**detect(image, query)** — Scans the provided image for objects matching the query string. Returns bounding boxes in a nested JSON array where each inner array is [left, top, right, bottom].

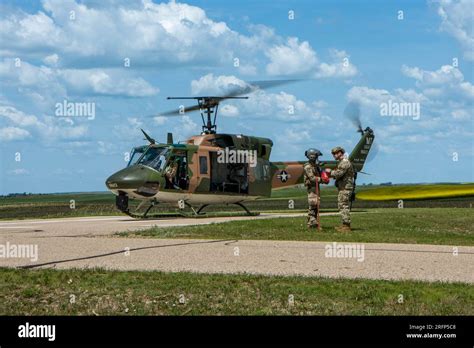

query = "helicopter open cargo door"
[[209, 151, 249, 194]]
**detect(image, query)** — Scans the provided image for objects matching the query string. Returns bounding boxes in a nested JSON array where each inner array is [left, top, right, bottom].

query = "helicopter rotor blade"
[[223, 78, 302, 98], [150, 79, 303, 117], [156, 104, 203, 117], [344, 101, 363, 134]]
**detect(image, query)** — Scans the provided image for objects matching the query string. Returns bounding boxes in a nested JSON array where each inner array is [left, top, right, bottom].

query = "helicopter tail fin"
[[349, 127, 375, 172]]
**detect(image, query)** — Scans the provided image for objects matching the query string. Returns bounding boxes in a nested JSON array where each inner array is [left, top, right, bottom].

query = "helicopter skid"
[[114, 189, 260, 219], [114, 189, 260, 205]]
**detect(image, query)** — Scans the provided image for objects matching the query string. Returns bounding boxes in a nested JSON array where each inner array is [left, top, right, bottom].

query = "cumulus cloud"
[[346, 63, 473, 146], [0, 103, 88, 142], [0, 127, 31, 141], [1, 0, 358, 78], [0, 58, 158, 101], [315, 49, 358, 78], [191, 74, 247, 95], [265, 38, 318, 76], [220, 104, 239, 117], [265, 39, 357, 78], [59, 69, 158, 97], [433, 0, 474, 61], [0, 0, 258, 68]]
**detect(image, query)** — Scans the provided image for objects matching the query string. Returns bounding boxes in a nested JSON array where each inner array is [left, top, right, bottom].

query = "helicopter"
[[105, 84, 375, 218]]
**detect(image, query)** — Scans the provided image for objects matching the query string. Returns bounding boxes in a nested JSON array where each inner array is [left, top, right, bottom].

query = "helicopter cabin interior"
[[165, 150, 189, 190]]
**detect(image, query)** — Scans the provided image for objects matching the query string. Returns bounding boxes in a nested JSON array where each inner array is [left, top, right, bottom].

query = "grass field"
[[1, 185, 473, 220], [357, 183, 474, 201], [1, 268, 472, 315], [119, 208, 474, 246]]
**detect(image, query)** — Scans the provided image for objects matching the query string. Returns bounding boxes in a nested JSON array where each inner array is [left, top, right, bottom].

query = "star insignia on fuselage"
[[277, 170, 290, 182]]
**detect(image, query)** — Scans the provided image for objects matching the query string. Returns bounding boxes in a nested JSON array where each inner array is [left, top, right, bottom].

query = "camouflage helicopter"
[[105, 84, 375, 218]]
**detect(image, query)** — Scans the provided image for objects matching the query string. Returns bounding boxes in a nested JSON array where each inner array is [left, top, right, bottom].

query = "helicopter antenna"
[[166, 96, 248, 134]]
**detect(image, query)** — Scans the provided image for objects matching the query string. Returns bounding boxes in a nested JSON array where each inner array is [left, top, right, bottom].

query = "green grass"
[[1, 185, 473, 220], [119, 208, 474, 246], [1, 268, 472, 315], [357, 183, 474, 201]]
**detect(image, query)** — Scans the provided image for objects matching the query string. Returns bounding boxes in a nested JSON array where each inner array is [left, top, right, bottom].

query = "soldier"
[[325, 146, 355, 232], [303, 148, 328, 229], [164, 157, 179, 189]]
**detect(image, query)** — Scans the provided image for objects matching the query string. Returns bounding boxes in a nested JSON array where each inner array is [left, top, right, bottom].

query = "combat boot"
[[335, 223, 351, 232]]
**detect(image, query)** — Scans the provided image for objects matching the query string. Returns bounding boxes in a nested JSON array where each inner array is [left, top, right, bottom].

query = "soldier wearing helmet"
[[303, 148, 328, 229], [325, 146, 355, 232]]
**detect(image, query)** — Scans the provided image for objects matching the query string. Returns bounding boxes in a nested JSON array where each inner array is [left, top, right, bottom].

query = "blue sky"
[[0, 0, 473, 194]]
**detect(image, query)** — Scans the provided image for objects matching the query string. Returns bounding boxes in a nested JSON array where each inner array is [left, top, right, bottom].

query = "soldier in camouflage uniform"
[[303, 148, 324, 228], [325, 146, 355, 232], [164, 157, 179, 189]]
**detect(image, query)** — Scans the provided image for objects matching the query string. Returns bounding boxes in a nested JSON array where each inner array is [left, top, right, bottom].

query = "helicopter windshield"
[[137, 147, 169, 171], [127, 146, 147, 167]]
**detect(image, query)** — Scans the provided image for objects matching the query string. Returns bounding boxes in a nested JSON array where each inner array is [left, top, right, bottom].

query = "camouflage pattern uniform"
[[329, 156, 354, 226], [303, 161, 321, 228], [164, 161, 179, 188]]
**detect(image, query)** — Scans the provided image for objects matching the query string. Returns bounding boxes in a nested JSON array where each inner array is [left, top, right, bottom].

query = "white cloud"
[[0, 0, 260, 68], [220, 104, 239, 117], [172, 115, 199, 141], [265, 37, 318, 75], [191, 74, 247, 95], [153, 116, 167, 125], [0, 103, 88, 141], [346, 63, 473, 151], [401, 64, 474, 103], [43, 53, 59, 67], [347, 86, 392, 107], [0, 58, 158, 104], [434, 0, 474, 61], [0, 105, 40, 127], [315, 49, 358, 78], [0, 126, 30, 141], [402, 64, 464, 86], [113, 117, 144, 138], [59, 69, 158, 97], [265, 40, 357, 78]]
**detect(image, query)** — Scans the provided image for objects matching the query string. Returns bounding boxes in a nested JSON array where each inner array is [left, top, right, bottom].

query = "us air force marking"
[[277, 170, 290, 182]]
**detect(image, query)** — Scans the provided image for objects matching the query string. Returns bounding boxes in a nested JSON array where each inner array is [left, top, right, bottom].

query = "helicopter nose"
[[106, 165, 161, 197]]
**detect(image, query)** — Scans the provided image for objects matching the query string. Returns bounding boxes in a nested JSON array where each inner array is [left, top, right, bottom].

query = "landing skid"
[[193, 202, 259, 216], [119, 200, 258, 219]]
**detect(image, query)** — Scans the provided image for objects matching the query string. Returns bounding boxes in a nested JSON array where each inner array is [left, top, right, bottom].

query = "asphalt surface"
[[1, 214, 473, 283]]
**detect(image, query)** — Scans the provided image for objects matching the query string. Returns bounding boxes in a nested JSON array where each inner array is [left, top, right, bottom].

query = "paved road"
[[1, 214, 473, 283]]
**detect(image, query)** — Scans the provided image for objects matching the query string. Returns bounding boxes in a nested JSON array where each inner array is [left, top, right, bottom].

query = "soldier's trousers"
[[337, 189, 351, 225], [307, 192, 319, 227]]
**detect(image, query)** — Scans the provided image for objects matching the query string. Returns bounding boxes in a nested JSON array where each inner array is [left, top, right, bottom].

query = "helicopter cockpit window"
[[137, 147, 169, 171], [127, 147, 146, 167]]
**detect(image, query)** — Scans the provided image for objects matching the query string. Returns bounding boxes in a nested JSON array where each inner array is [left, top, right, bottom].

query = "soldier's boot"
[[335, 223, 351, 232]]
